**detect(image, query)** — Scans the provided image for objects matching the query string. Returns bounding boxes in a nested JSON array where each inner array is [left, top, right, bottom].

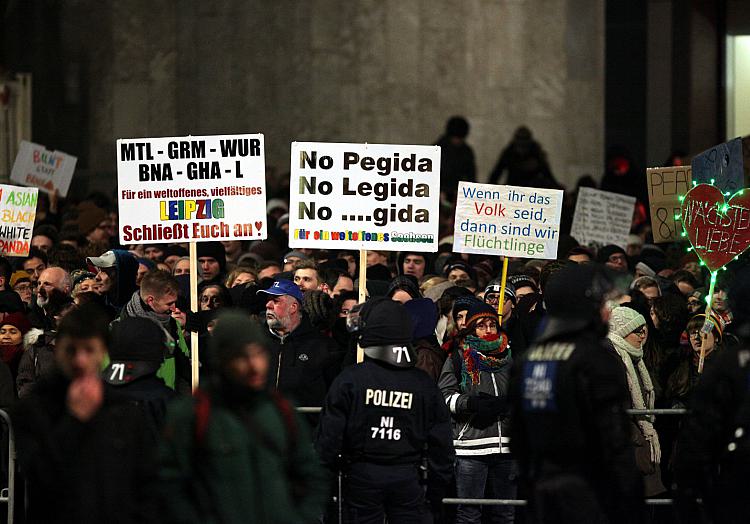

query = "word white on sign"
[[289, 142, 440, 251], [453, 182, 563, 259], [11, 141, 77, 197], [116, 134, 266, 244], [0, 184, 38, 257], [570, 187, 636, 249]]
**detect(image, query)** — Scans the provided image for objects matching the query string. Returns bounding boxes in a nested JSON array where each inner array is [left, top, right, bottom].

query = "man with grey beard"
[[28, 267, 73, 330], [257, 279, 341, 407]]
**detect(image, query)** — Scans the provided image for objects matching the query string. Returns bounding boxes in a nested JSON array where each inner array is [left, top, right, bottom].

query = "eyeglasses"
[[630, 325, 647, 337], [608, 254, 627, 263]]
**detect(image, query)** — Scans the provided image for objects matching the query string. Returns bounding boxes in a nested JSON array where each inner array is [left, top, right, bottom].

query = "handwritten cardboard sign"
[[453, 182, 563, 259], [116, 134, 267, 244], [681, 184, 750, 271], [0, 184, 38, 257], [10, 141, 77, 197], [691, 138, 744, 195], [646, 166, 692, 243], [570, 187, 635, 249]]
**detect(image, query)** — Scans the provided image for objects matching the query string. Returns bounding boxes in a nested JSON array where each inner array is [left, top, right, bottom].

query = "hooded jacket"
[[107, 250, 139, 312]]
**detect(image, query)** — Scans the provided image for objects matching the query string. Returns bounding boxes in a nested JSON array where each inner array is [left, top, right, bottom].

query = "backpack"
[[193, 388, 298, 451]]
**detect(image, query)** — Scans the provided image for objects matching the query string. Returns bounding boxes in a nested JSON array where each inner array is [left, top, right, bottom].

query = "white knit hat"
[[609, 306, 646, 338]]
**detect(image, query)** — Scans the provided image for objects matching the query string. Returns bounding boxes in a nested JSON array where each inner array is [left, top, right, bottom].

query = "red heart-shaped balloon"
[[681, 184, 750, 271]]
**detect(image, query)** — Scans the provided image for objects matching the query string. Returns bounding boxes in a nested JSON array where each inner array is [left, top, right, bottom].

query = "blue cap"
[[257, 279, 303, 303]]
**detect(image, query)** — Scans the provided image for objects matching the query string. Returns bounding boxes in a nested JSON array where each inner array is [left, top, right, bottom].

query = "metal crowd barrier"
[[297, 407, 689, 416], [0, 410, 14, 524], [299, 407, 689, 511]]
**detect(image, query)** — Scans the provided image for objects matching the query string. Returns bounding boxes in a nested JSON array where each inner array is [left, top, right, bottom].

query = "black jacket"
[[10, 371, 158, 524], [105, 374, 177, 442], [268, 317, 341, 407], [510, 329, 644, 524], [315, 359, 454, 488], [672, 341, 750, 523]]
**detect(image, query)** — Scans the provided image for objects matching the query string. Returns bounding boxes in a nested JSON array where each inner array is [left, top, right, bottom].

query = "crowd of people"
[[0, 126, 742, 523]]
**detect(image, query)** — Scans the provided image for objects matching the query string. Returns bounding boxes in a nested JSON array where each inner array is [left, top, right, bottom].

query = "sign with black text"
[[289, 142, 440, 251], [116, 134, 267, 244], [570, 187, 635, 249]]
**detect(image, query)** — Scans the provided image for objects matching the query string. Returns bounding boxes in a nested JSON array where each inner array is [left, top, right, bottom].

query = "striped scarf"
[[460, 333, 510, 390]]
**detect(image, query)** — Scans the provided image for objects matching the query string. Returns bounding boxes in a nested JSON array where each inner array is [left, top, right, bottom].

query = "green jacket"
[[159, 387, 327, 523]]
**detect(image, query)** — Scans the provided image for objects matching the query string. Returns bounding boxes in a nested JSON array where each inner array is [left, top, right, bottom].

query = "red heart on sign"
[[254, 221, 263, 234], [681, 184, 750, 271]]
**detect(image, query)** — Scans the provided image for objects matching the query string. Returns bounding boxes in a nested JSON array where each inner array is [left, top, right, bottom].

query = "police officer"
[[510, 263, 644, 523], [315, 297, 454, 523], [673, 267, 750, 523]]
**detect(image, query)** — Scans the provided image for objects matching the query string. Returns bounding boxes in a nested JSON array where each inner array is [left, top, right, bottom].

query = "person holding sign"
[[438, 301, 515, 524]]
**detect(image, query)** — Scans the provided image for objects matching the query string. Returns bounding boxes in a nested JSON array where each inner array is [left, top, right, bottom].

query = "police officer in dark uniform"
[[510, 263, 644, 524], [673, 267, 750, 524], [315, 297, 455, 523]]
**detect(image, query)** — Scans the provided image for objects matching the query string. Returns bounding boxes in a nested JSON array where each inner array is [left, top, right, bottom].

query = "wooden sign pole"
[[189, 242, 200, 391], [698, 271, 717, 374], [497, 256, 509, 324], [357, 249, 367, 363]]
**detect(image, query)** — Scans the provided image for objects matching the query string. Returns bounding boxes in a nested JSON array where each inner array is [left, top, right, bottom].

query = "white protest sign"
[[116, 134, 266, 244], [10, 140, 77, 197], [570, 187, 635, 249], [453, 182, 563, 259], [0, 184, 38, 257], [289, 142, 440, 251]]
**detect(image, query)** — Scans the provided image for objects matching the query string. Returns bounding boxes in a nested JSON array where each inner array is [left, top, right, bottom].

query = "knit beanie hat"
[[508, 274, 538, 293], [689, 313, 723, 342], [359, 297, 413, 348], [609, 306, 646, 338], [387, 275, 421, 300], [196, 241, 227, 273], [465, 301, 499, 330], [163, 245, 188, 259], [0, 312, 32, 336], [76, 202, 107, 236], [452, 296, 481, 323], [9, 270, 31, 289], [403, 298, 439, 340], [596, 244, 627, 265], [367, 264, 392, 282], [209, 310, 269, 370]]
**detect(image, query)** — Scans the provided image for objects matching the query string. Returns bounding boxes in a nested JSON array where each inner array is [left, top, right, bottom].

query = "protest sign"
[[453, 182, 563, 259], [288, 142, 441, 251], [0, 184, 38, 257], [116, 134, 266, 244], [10, 140, 77, 197], [681, 184, 750, 272], [691, 137, 744, 194], [570, 187, 635, 249], [646, 166, 692, 243]]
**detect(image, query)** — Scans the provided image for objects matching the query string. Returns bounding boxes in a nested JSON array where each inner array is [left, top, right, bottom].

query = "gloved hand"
[[467, 392, 507, 416]]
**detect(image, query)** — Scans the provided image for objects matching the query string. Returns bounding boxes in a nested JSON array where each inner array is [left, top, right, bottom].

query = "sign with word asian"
[[453, 182, 563, 259], [289, 142, 440, 251], [570, 187, 636, 249], [10, 141, 77, 197], [116, 134, 266, 244], [646, 165, 692, 243], [0, 184, 38, 257]]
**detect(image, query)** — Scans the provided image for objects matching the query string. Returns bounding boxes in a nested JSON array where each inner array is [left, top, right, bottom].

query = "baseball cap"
[[256, 279, 303, 303], [86, 250, 117, 269]]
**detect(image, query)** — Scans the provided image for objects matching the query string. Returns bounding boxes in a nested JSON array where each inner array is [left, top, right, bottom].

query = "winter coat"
[[11, 371, 158, 524], [159, 384, 327, 524], [16, 328, 56, 398], [268, 317, 341, 407], [105, 374, 176, 442], [438, 347, 513, 456], [510, 330, 645, 524]]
